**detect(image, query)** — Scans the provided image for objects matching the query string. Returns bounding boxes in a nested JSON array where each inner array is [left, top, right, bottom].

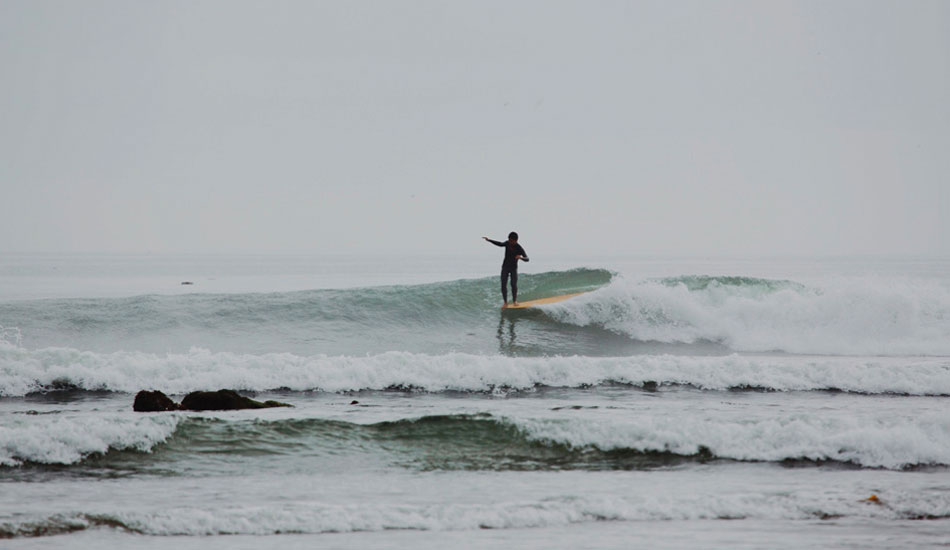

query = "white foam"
[[2, 340, 949, 397], [0, 412, 181, 466], [542, 275, 950, 355], [507, 410, 950, 469], [7, 489, 950, 537]]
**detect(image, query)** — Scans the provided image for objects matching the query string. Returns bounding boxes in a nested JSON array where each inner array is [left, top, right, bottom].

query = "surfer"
[[483, 232, 529, 307]]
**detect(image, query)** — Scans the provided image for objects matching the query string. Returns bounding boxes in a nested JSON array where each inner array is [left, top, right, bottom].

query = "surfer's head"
[[508, 231, 518, 242]]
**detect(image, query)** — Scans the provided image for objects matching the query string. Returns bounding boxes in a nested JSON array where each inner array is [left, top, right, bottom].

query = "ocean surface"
[[1, 253, 949, 549]]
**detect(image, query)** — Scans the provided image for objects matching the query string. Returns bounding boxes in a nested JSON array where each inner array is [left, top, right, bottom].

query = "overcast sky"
[[1, 0, 947, 256]]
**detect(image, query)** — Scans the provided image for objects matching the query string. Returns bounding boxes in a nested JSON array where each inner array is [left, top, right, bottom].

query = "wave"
[[511, 412, 950, 470], [3, 341, 950, 397], [0, 268, 609, 328], [6, 411, 949, 471], [390, 413, 950, 470], [4, 488, 950, 538], [0, 412, 180, 467], [4, 269, 949, 357], [0, 269, 612, 355], [541, 274, 950, 355]]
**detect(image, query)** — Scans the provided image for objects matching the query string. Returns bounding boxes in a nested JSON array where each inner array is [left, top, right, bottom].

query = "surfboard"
[[503, 292, 588, 309]]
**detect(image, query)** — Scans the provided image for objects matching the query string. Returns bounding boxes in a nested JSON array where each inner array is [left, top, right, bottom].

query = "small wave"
[[541, 274, 950, 355], [510, 413, 950, 470], [4, 489, 950, 538], [2, 341, 949, 397], [370, 413, 950, 471], [0, 412, 181, 467], [11, 411, 946, 472]]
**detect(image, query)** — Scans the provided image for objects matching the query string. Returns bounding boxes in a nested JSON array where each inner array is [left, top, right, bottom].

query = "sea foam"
[[507, 410, 950, 469], [3, 489, 949, 538], [2, 340, 949, 397], [542, 275, 950, 355], [0, 412, 181, 466]]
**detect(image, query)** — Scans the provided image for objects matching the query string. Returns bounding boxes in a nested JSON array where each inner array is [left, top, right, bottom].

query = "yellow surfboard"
[[503, 292, 588, 309]]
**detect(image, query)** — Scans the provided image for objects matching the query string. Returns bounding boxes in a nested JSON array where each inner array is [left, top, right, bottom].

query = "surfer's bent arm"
[[517, 245, 529, 262], [483, 237, 505, 247]]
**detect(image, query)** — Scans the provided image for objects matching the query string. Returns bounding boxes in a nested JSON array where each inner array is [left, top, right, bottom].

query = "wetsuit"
[[486, 239, 529, 303]]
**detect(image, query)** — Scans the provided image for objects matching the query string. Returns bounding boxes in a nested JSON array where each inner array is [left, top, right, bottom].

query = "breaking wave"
[[4, 488, 950, 539], [5, 412, 949, 471], [541, 274, 950, 355], [3, 341, 950, 397], [3, 270, 949, 356]]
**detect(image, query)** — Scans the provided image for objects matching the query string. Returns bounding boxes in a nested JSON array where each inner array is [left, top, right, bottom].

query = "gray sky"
[[1, 0, 947, 256]]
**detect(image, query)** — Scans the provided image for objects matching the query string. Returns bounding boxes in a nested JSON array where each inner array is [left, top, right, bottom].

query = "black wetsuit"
[[486, 239, 529, 303]]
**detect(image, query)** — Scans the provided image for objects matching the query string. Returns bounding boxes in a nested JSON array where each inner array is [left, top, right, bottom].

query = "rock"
[[133, 389, 292, 412], [180, 389, 291, 411], [133, 390, 180, 412]]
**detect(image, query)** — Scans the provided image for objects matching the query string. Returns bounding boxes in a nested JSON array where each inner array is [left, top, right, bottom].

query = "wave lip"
[[3, 341, 950, 397]]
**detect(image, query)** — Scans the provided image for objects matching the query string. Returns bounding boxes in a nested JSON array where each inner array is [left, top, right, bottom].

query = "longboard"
[[503, 291, 588, 309]]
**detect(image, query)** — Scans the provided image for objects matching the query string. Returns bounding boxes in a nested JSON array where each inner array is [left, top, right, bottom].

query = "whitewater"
[[1, 254, 949, 549]]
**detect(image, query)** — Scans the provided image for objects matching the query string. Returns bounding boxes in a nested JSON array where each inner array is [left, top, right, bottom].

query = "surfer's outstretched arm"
[[483, 237, 505, 247]]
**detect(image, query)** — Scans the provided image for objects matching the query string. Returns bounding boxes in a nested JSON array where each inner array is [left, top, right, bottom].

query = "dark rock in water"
[[133, 389, 291, 412], [180, 389, 291, 411], [180, 281, 194, 285], [133, 390, 181, 412], [350, 400, 359, 405]]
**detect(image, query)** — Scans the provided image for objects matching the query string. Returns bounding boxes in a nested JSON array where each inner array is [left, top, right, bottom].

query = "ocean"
[[1, 253, 949, 549]]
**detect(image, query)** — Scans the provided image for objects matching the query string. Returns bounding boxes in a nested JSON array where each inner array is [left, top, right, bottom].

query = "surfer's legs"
[[510, 269, 518, 303], [500, 268, 509, 304], [501, 266, 519, 304]]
